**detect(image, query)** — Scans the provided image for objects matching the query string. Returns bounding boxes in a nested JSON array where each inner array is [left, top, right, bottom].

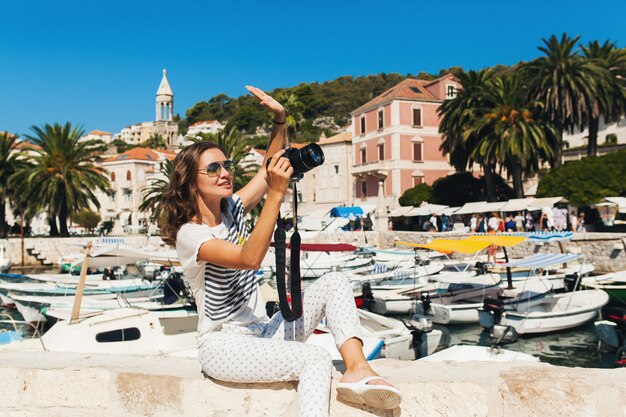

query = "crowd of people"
[[409, 206, 586, 233]]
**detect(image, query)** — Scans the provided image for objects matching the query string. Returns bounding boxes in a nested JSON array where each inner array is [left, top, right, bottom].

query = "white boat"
[[369, 272, 502, 317], [582, 270, 626, 304], [419, 345, 539, 363], [480, 290, 609, 335], [0, 307, 198, 355], [421, 278, 552, 325], [0, 278, 161, 307]]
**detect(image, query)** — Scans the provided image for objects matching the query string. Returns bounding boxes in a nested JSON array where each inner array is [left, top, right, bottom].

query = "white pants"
[[199, 272, 364, 417]]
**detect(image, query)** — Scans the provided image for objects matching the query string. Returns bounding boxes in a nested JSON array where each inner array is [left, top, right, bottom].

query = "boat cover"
[[330, 206, 364, 218], [501, 253, 582, 268], [395, 239, 491, 254], [465, 235, 527, 247]]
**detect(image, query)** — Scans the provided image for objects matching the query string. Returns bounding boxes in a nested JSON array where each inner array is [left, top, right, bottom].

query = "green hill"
[[181, 70, 457, 144]]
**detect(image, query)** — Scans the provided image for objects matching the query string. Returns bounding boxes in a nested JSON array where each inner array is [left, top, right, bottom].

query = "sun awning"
[[481, 201, 507, 213], [526, 197, 563, 211], [442, 206, 461, 215], [330, 206, 364, 218], [499, 198, 533, 212], [465, 235, 527, 247], [454, 201, 488, 215], [605, 197, 626, 208], [501, 253, 582, 268], [395, 239, 491, 254], [406, 203, 450, 217], [389, 206, 414, 217]]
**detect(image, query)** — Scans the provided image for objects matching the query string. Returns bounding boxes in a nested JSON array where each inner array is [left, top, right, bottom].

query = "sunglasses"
[[198, 160, 235, 177]]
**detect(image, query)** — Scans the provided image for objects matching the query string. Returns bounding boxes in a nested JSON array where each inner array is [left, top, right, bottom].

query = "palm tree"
[[521, 33, 604, 167], [139, 159, 173, 223], [19, 122, 109, 236], [438, 68, 502, 200], [465, 75, 557, 198], [439, 68, 494, 172], [581, 40, 626, 157], [275, 92, 304, 142], [0, 132, 29, 237]]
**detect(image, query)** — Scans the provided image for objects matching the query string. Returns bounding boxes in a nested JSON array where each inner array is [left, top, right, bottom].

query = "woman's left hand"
[[246, 85, 286, 122]]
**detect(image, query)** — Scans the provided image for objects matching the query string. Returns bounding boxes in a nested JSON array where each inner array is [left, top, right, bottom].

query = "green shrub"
[[399, 183, 432, 206], [537, 150, 626, 206]]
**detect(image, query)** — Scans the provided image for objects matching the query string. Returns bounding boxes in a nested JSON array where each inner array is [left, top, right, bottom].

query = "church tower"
[[156, 69, 174, 121], [153, 69, 178, 148]]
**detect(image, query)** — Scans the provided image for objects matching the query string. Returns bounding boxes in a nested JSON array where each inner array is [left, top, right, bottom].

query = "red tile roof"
[[351, 74, 458, 115], [104, 147, 161, 163], [15, 140, 41, 151], [190, 120, 217, 126], [319, 131, 351, 144], [89, 130, 111, 136]]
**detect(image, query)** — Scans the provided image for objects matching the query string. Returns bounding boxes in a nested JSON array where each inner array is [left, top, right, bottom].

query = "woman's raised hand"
[[265, 149, 293, 197], [246, 85, 286, 122]]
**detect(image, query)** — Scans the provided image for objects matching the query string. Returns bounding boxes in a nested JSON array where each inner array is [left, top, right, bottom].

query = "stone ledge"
[[0, 351, 624, 417]]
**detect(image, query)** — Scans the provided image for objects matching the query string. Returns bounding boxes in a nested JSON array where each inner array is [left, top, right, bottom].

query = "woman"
[[160, 86, 401, 416]]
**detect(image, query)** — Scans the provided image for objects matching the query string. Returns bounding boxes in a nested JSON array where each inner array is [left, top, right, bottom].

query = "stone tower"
[[155, 69, 174, 121], [154, 69, 178, 147]]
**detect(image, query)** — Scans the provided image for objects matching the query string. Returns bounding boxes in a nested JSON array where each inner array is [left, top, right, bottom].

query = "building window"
[[378, 143, 384, 161], [360, 116, 366, 135], [446, 84, 457, 99], [378, 109, 384, 130], [413, 177, 424, 187], [360, 148, 366, 164], [111, 172, 116, 182], [412, 108, 422, 127], [334, 165, 339, 174], [361, 181, 367, 197], [126, 170, 132, 181], [413, 142, 423, 161]]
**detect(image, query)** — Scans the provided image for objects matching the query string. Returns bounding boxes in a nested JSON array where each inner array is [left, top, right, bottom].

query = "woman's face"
[[196, 148, 234, 200]]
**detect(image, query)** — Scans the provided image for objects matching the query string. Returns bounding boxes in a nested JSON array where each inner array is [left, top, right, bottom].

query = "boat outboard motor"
[[361, 282, 375, 311], [404, 314, 433, 360], [564, 273, 581, 292], [601, 306, 626, 347], [475, 261, 489, 275], [419, 292, 432, 317], [480, 297, 505, 328]]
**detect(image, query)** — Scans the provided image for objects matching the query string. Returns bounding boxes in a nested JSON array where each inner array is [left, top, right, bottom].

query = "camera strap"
[[273, 182, 303, 322]]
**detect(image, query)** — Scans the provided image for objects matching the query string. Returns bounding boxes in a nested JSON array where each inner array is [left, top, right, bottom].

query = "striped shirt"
[[177, 194, 268, 340]]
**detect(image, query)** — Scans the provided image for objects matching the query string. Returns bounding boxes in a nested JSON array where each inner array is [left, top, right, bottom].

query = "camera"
[[267, 143, 325, 180]]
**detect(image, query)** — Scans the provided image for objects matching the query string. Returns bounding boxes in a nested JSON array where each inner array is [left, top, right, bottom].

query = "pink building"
[[350, 74, 461, 210]]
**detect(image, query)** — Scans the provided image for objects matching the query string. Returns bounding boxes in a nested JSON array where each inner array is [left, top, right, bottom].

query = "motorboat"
[[0, 307, 199, 356], [419, 344, 539, 363], [582, 270, 626, 304], [479, 289, 609, 335]]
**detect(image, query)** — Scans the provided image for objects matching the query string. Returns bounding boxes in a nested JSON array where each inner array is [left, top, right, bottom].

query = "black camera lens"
[[289, 143, 325, 174], [266, 143, 325, 180]]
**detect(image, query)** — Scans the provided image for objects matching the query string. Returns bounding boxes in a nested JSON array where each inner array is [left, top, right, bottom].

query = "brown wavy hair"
[[161, 141, 227, 247]]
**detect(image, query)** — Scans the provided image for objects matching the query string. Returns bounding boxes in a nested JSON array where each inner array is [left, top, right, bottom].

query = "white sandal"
[[336, 376, 402, 410]]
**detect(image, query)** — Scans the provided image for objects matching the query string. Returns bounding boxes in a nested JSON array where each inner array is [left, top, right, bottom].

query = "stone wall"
[[0, 351, 624, 417]]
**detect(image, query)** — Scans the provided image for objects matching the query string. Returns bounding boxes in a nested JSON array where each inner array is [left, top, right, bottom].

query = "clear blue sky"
[[2, 0, 625, 137]]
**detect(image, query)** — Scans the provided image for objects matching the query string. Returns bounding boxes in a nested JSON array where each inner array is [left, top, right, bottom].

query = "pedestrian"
[[514, 212, 524, 232], [570, 210, 578, 232], [469, 214, 478, 232], [577, 212, 586, 232], [160, 86, 400, 416]]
